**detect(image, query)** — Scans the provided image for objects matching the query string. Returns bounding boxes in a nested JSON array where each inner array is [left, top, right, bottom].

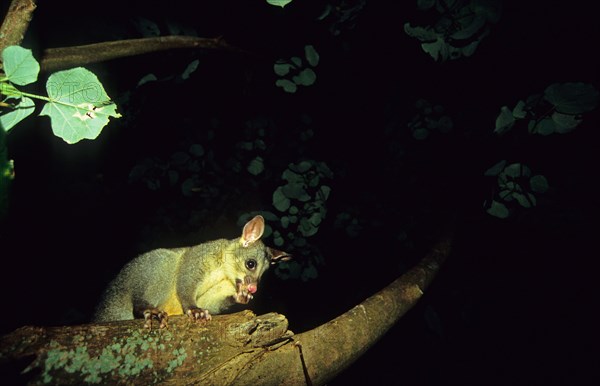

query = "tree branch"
[[40, 36, 247, 73], [0, 0, 37, 56], [0, 230, 453, 385]]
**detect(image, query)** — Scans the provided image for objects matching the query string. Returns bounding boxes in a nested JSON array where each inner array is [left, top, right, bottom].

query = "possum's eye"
[[245, 259, 257, 270]]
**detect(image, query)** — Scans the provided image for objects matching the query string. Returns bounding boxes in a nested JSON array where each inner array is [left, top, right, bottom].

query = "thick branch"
[[229, 229, 453, 385], [0, 311, 293, 385], [0, 230, 452, 385], [0, 0, 37, 55], [40, 36, 245, 73]]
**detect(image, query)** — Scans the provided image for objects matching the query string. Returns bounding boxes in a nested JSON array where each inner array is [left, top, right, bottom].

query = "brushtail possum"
[[94, 215, 289, 328]]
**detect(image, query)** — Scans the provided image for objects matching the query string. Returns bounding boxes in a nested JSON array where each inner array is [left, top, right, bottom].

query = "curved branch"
[[0, 0, 37, 55], [231, 228, 453, 385], [40, 36, 247, 73], [0, 230, 452, 385]]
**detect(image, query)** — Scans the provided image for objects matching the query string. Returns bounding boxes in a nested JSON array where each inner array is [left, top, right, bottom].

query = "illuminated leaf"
[[1, 46, 40, 86], [266, 0, 293, 8], [40, 68, 121, 144], [0, 97, 35, 132]]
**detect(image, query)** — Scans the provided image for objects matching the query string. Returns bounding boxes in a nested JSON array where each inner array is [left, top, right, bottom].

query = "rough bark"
[[0, 0, 36, 56], [0, 230, 452, 385]]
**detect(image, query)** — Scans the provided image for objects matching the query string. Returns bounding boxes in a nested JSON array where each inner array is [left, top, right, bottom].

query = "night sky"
[[1, 1, 599, 384]]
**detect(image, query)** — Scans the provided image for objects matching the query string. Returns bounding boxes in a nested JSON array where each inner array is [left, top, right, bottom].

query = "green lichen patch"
[[166, 347, 188, 373]]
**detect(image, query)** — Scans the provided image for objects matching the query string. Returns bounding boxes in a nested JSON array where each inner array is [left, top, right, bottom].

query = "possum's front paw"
[[187, 307, 212, 322], [234, 278, 255, 304], [143, 308, 169, 330]]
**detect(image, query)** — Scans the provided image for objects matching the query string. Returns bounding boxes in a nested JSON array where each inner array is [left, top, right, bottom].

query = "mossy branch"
[[0, 229, 452, 385]]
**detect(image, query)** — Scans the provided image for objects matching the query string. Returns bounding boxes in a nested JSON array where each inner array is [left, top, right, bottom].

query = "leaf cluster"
[[484, 161, 549, 219], [495, 82, 599, 136], [405, 0, 502, 61], [0, 46, 121, 144], [274, 45, 319, 93]]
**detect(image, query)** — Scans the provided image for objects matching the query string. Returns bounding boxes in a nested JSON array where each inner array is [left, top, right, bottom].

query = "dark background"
[[1, 1, 599, 384]]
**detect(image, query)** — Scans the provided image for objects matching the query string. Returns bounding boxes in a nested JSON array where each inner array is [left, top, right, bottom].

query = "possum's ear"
[[240, 215, 265, 247]]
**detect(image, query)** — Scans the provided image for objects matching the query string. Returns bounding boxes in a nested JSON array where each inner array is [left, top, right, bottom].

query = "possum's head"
[[226, 215, 290, 304]]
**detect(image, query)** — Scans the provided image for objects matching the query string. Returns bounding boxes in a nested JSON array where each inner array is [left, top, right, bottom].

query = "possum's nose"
[[247, 283, 257, 294]]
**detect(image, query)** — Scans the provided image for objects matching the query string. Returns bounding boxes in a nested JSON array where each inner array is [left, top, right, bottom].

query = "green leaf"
[[544, 82, 599, 114], [290, 56, 302, 67], [309, 212, 322, 226], [299, 217, 318, 237], [494, 106, 515, 135], [266, 0, 293, 8], [238, 141, 253, 151], [513, 192, 532, 208], [181, 59, 199, 80], [301, 262, 318, 281], [40, 68, 121, 144], [1, 46, 40, 86], [273, 187, 291, 211], [498, 189, 512, 201], [282, 168, 303, 183], [281, 216, 290, 228], [304, 45, 319, 67], [527, 193, 537, 207], [421, 38, 444, 61], [319, 185, 331, 200], [437, 116, 453, 133], [289, 205, 298, 215], [247, 156, 264, 175], [292, 160, 312, 173], [486, 200, 509, 218], [137, 73, 157, 87], [274, 62, 292, 76], [0, 97, 35, 132], [551, 112, 581, 133], [535, 118, 556, 136], [451, 15, 486, 40], [412, 127, 429, 140], [274, 234, 284, 247], [292, 68, 317, 86], [317, 162, 333, 178], [404, 23, 438, 41], [276, 79, 297, 93], [189, 144, 204, 157], [282, 182, 310, 201], [181, 176, 198, 197], [134, 17, 160, 37], [317, 4, 332, 20], [512, 100, 527, 119], [484, 160, 506, 176], [308, 174, 320, 187], [530, 175, 549, 193], [504, 163, 524, 178]]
